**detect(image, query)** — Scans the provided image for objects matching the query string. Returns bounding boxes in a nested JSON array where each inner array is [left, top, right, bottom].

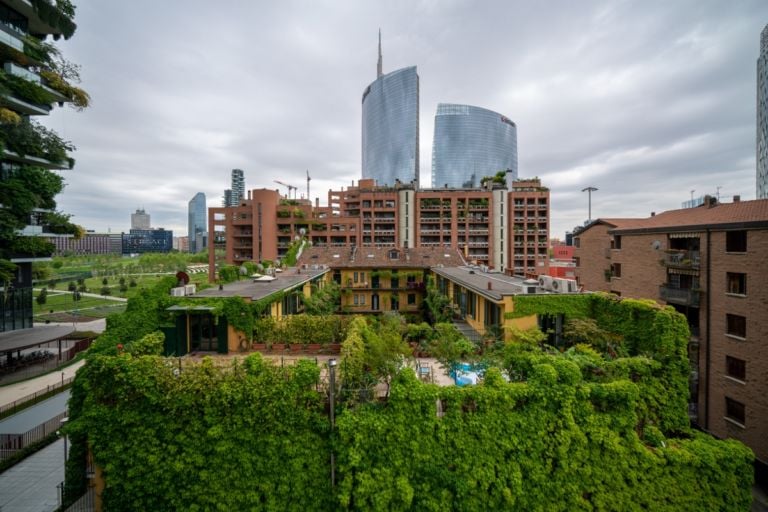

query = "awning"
[[669, 232, 701, 239]]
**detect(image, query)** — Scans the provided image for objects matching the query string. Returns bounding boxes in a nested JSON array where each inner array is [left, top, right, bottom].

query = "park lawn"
[[33, 291, 123, 316]]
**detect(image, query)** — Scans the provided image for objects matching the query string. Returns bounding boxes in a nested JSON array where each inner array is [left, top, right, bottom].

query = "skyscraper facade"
[[361, 34, 419, 187], [231, 169, 245, 206], [431, 104, 518, 188], [758, 24, 768, 199], [188, 192, 207, 253], [131, 208, 151, 229]]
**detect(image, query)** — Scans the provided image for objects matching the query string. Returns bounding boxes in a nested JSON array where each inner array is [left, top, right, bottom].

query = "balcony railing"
[[659, 285, 701, 307], [662, 250, 700, 269]]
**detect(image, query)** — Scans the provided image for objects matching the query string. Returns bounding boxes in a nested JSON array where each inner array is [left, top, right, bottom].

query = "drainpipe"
[[705, 229, 711, 429]]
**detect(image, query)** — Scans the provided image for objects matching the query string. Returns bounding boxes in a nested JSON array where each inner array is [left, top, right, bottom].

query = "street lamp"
[[581, 187, 598, 223], [328, 358, 337, 487]]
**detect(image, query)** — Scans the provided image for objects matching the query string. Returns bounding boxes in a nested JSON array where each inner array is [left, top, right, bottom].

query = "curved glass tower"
[[431, 104, 518, 188], [362, 65, 420, 187]]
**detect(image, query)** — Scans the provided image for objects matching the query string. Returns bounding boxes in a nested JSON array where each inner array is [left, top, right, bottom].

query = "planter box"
[[252, 343, 267, 352], [289, 344, 305, 354], [271, 343, 286, 353], [306, 343, 322, 354], [326, 343, 342, 354]]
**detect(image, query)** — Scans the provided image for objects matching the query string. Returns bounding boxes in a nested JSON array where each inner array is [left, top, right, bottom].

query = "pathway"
[[0, 438, 65, 512]]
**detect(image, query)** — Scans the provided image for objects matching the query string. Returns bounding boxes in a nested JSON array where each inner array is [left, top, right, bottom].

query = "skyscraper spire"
[[377, 29, 383, 78]]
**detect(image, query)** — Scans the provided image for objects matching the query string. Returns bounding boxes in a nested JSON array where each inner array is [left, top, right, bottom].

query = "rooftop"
[[298, 246, 465, 269], [190, 267, 328, 301], [576, 198, 768, 236], [432, 266, 565, 301]]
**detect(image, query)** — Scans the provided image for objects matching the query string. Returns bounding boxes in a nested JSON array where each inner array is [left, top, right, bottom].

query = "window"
[[611, 263, 622, 278], [574, 237, 581, 248], [613, 235, 622, 250], [725, 356, 746, 381], [353, 271, 358, 284], [353, 294, 359, 306], [726, 314, 746, 338], [725, 231, 747, 252], [407, 293, 416, 305], [726, 273, 746, 295], [725, 397, 745, 425], [574, 256, 580, 268]]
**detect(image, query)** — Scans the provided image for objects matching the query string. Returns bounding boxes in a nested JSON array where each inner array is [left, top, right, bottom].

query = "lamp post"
[[581, 186, 598, 222], [328, 358, 337, 487]]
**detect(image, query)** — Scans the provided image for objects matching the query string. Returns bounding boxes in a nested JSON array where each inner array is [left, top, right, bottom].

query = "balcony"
[[662, 250, 700, 269], [659, 285, 701, 307]]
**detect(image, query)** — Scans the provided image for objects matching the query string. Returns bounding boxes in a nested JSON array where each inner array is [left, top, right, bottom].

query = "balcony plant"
[[0, 118, 74, 164]]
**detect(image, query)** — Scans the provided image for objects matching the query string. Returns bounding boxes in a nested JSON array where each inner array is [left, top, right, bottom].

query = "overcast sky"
[[45, 1, 767, 239]]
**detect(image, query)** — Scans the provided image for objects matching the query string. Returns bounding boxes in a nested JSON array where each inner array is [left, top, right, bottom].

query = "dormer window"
[[389, 249, 400, 260]]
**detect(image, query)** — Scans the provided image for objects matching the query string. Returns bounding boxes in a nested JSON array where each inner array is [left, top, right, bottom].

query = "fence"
[[0, 411, 67, 460], [62, 482, 95, 511], [0, 376, 75, 418]]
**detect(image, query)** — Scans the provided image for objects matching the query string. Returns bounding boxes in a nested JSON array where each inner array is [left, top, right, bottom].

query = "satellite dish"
[[176, 271, 190, 285], [652, 240, 661, 250]]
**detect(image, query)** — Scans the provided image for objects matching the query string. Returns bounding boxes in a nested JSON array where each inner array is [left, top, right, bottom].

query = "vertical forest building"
[[0, 0, 86, 332]]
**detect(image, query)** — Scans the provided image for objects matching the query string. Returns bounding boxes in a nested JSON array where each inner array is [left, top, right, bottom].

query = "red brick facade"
[[573, 199, 768, 464]]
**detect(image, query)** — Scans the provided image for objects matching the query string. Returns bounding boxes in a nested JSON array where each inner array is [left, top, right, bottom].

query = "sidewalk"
[[0, 438, 65, 512]]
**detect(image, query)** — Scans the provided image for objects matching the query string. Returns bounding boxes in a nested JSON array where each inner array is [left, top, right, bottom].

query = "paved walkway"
[[0, 438, 65, 512]]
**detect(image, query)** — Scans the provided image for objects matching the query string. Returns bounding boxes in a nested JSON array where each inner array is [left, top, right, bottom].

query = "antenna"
[[377, 29, 383, 78], [306, 170, 311, 201], [581, 186, 598, 222], [715, 186, 721, 202]]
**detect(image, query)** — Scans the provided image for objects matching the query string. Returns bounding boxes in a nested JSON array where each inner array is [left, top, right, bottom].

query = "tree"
[[129, 278, 137, 288], [68, 281, 76, 292], [428, 323, 475, 376], [100, 286, 111, 296], [36, 287, 48, 305], [302, 281, 340, 315], [423, 276, 452, 324], [48, 279, 57, 290], [101, 277, 108, 286]]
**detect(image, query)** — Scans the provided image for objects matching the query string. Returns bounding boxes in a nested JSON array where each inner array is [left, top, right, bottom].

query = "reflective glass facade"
[[431, 104, 518, 188], [362, 66, 419, 187], [758, 24, 768, 199], [188, 192, 207, 253]]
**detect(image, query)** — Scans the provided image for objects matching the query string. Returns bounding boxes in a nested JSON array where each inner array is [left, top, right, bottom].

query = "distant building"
[[188, 192, 207, 253], [131, 208, 151, 230], [122, 229, 173, 254], [46, 232, 122, 255], [173, 236, 189, 252], [209, 178, 550, 280], [361, 32, 419, 187], [759, 24, 768, 199], [223, 170, 245, 207], [231, 169, 245, 205], [431, 104, 518, 188], [572, 197, 768, 467]]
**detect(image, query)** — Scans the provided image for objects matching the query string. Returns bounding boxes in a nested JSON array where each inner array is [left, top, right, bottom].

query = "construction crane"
[[306, 170, 311, 201], [274, 180, 297, 199]]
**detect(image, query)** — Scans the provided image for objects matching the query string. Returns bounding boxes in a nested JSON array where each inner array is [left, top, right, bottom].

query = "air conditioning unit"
[[184, 284, 196, 295], [170, 287, 185, 297], [538, 275, 554, 291], [552, 278, 578, 293]]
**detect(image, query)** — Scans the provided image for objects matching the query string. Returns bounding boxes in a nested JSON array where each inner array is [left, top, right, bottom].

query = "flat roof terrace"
[[190, 267, 329, 301]]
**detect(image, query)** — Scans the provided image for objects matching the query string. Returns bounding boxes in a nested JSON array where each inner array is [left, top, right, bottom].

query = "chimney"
[[650, 212, 655, 216], [487, 281, 492, 290], [733, 195, 741, 203], [315, 198, 319, 208]]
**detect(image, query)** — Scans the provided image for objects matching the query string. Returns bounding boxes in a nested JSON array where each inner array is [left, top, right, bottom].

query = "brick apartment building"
[[208, 177, 550, 279], [573, 197, 768, 466]]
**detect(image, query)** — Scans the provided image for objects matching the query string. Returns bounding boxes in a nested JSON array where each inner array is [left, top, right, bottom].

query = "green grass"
[[33, 291, 120, 315]]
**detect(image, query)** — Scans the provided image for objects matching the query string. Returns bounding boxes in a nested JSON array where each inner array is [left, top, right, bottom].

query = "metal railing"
[[0, 376, 75, 417], [0, 411, 67, 460]]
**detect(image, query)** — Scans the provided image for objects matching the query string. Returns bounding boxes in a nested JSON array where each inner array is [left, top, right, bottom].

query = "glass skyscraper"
[[188, 192, 207, 253], [758, 24, 768, 199], [431, 104, 518, 188], [362, 34, 419, 187]]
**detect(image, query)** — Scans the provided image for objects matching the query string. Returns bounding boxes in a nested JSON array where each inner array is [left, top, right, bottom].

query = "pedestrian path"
[[0, 438, 64, 512]]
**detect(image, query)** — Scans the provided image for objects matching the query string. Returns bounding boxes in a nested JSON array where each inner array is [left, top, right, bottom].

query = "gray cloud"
[[44, 0, 767, 239]]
